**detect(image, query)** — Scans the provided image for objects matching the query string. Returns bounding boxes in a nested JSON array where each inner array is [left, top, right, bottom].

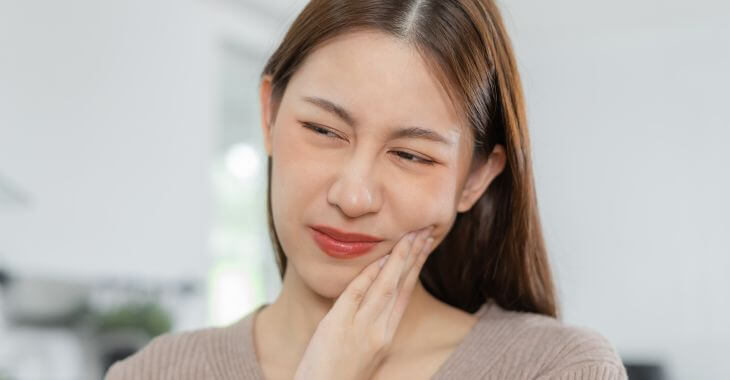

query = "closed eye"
[[300, 121, 436, 166], [301, 122, 344, 140], [390, 151, 436, 166]]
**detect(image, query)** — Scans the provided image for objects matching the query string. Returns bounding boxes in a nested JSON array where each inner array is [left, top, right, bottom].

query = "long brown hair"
[[260, 0, 559, 318]]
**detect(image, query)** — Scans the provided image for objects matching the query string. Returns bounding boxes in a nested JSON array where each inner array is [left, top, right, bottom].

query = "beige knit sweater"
[[105, 299, 627, 379]]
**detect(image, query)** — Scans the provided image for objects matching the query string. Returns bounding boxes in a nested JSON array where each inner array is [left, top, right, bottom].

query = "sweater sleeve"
[[534, 326, 628, 380], [104, 330, 213, 380], [540, 363, 627, 380]]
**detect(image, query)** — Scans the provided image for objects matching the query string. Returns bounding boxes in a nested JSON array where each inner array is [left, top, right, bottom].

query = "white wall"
[[0, 0, 285, 280], [504, 1, 730, 379], [0, 0, 210, 280]]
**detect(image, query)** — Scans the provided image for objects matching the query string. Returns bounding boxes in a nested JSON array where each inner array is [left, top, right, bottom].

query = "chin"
[[311, 281, 347, 300], [299, 261, 358, 300]]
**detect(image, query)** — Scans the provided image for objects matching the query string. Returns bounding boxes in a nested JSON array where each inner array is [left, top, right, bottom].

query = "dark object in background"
[[0, 268, 8, 287], [96, 327, 152, 373], [93, 302, 173, 373], [103, 348, 138, 371], [0, 273, 90, 326], [625, 362, 666, 380], [94, 302, 172, 338]]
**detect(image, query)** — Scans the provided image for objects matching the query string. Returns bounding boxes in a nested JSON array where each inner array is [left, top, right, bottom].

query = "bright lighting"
[[225, 143, 259, 180]]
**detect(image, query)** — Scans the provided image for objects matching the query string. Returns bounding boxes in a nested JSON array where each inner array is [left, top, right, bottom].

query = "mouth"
[[309, 225, 382, 259]]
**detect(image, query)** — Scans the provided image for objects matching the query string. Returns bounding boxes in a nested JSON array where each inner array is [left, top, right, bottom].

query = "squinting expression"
[[261, 30, 481, 298]]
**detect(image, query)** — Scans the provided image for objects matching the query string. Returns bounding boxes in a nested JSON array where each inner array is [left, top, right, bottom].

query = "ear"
[[456, 144, 507, 213], [259, 75, 274, 156]]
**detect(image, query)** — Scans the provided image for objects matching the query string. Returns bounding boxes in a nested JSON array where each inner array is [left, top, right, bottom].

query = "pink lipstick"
[[310, 225, 382, 259]]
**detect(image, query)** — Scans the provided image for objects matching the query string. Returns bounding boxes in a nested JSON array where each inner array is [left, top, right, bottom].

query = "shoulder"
[[104, 326, 222, 379], [472, 303, 628, 379], [520, 317, 627, 379]]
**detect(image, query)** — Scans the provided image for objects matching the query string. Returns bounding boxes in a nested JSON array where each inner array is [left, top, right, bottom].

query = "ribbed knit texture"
[[105, 299, 627, 379]]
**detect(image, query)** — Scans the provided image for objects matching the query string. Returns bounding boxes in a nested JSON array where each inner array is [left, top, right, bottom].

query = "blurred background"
[[0, 0, 727, 379]]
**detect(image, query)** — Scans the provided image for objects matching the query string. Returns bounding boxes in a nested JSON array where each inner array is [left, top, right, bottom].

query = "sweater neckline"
[[234, 299, 498, 379]]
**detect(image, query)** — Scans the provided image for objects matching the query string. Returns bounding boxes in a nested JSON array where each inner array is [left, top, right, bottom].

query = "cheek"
[[270, 128, 308, 254], [270, 122, 336, 257], [390, 174, 459, 235], [269, 130, 365, 298]]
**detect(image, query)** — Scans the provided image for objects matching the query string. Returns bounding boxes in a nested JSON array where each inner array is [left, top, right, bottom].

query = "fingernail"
[[378, 255, 390, 268]]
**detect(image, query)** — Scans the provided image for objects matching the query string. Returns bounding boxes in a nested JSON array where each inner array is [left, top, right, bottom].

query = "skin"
[[293, 227, 436, 380], [256, 30, 506, 379]]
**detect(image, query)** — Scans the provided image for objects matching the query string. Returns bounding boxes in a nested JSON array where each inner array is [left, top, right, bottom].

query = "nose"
[[326, 151, 383, 218]]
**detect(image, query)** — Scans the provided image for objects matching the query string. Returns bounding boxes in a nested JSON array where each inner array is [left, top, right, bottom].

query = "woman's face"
[[260, 30, 504, 298]]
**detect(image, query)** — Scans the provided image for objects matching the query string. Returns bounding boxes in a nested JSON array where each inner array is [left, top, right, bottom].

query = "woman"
[[107, 0, 627, 379]]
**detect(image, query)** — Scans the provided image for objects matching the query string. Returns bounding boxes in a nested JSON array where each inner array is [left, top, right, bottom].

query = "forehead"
[[284, 30, 468, 139]]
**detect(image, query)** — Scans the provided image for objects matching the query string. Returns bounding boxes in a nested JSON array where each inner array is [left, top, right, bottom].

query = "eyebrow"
[[301, 96, 454, 146]]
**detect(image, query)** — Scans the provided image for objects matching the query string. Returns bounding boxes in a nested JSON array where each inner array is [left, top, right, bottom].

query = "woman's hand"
[[293, 226, 436, 380]]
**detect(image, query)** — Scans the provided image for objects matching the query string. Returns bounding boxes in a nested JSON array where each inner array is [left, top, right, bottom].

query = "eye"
[[301, 121, 435, 166], [300, 122, 344, 140], [391, 151, 436, 166]]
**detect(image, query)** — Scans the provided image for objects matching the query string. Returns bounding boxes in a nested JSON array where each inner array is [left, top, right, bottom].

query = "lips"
[[310, 225, 383, 242], [310, 225, 382, 258]]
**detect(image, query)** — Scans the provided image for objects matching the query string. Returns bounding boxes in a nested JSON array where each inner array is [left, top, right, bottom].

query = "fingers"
[[400, 227, 433, 287], [332, 253, 391, 318], [383, 226, 432, 318], [358, 226, 433, 323], [386, 236, 433, 338]]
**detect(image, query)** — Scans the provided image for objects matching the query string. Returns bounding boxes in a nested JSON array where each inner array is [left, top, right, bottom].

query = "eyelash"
[[300, 122, 437, 166]]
